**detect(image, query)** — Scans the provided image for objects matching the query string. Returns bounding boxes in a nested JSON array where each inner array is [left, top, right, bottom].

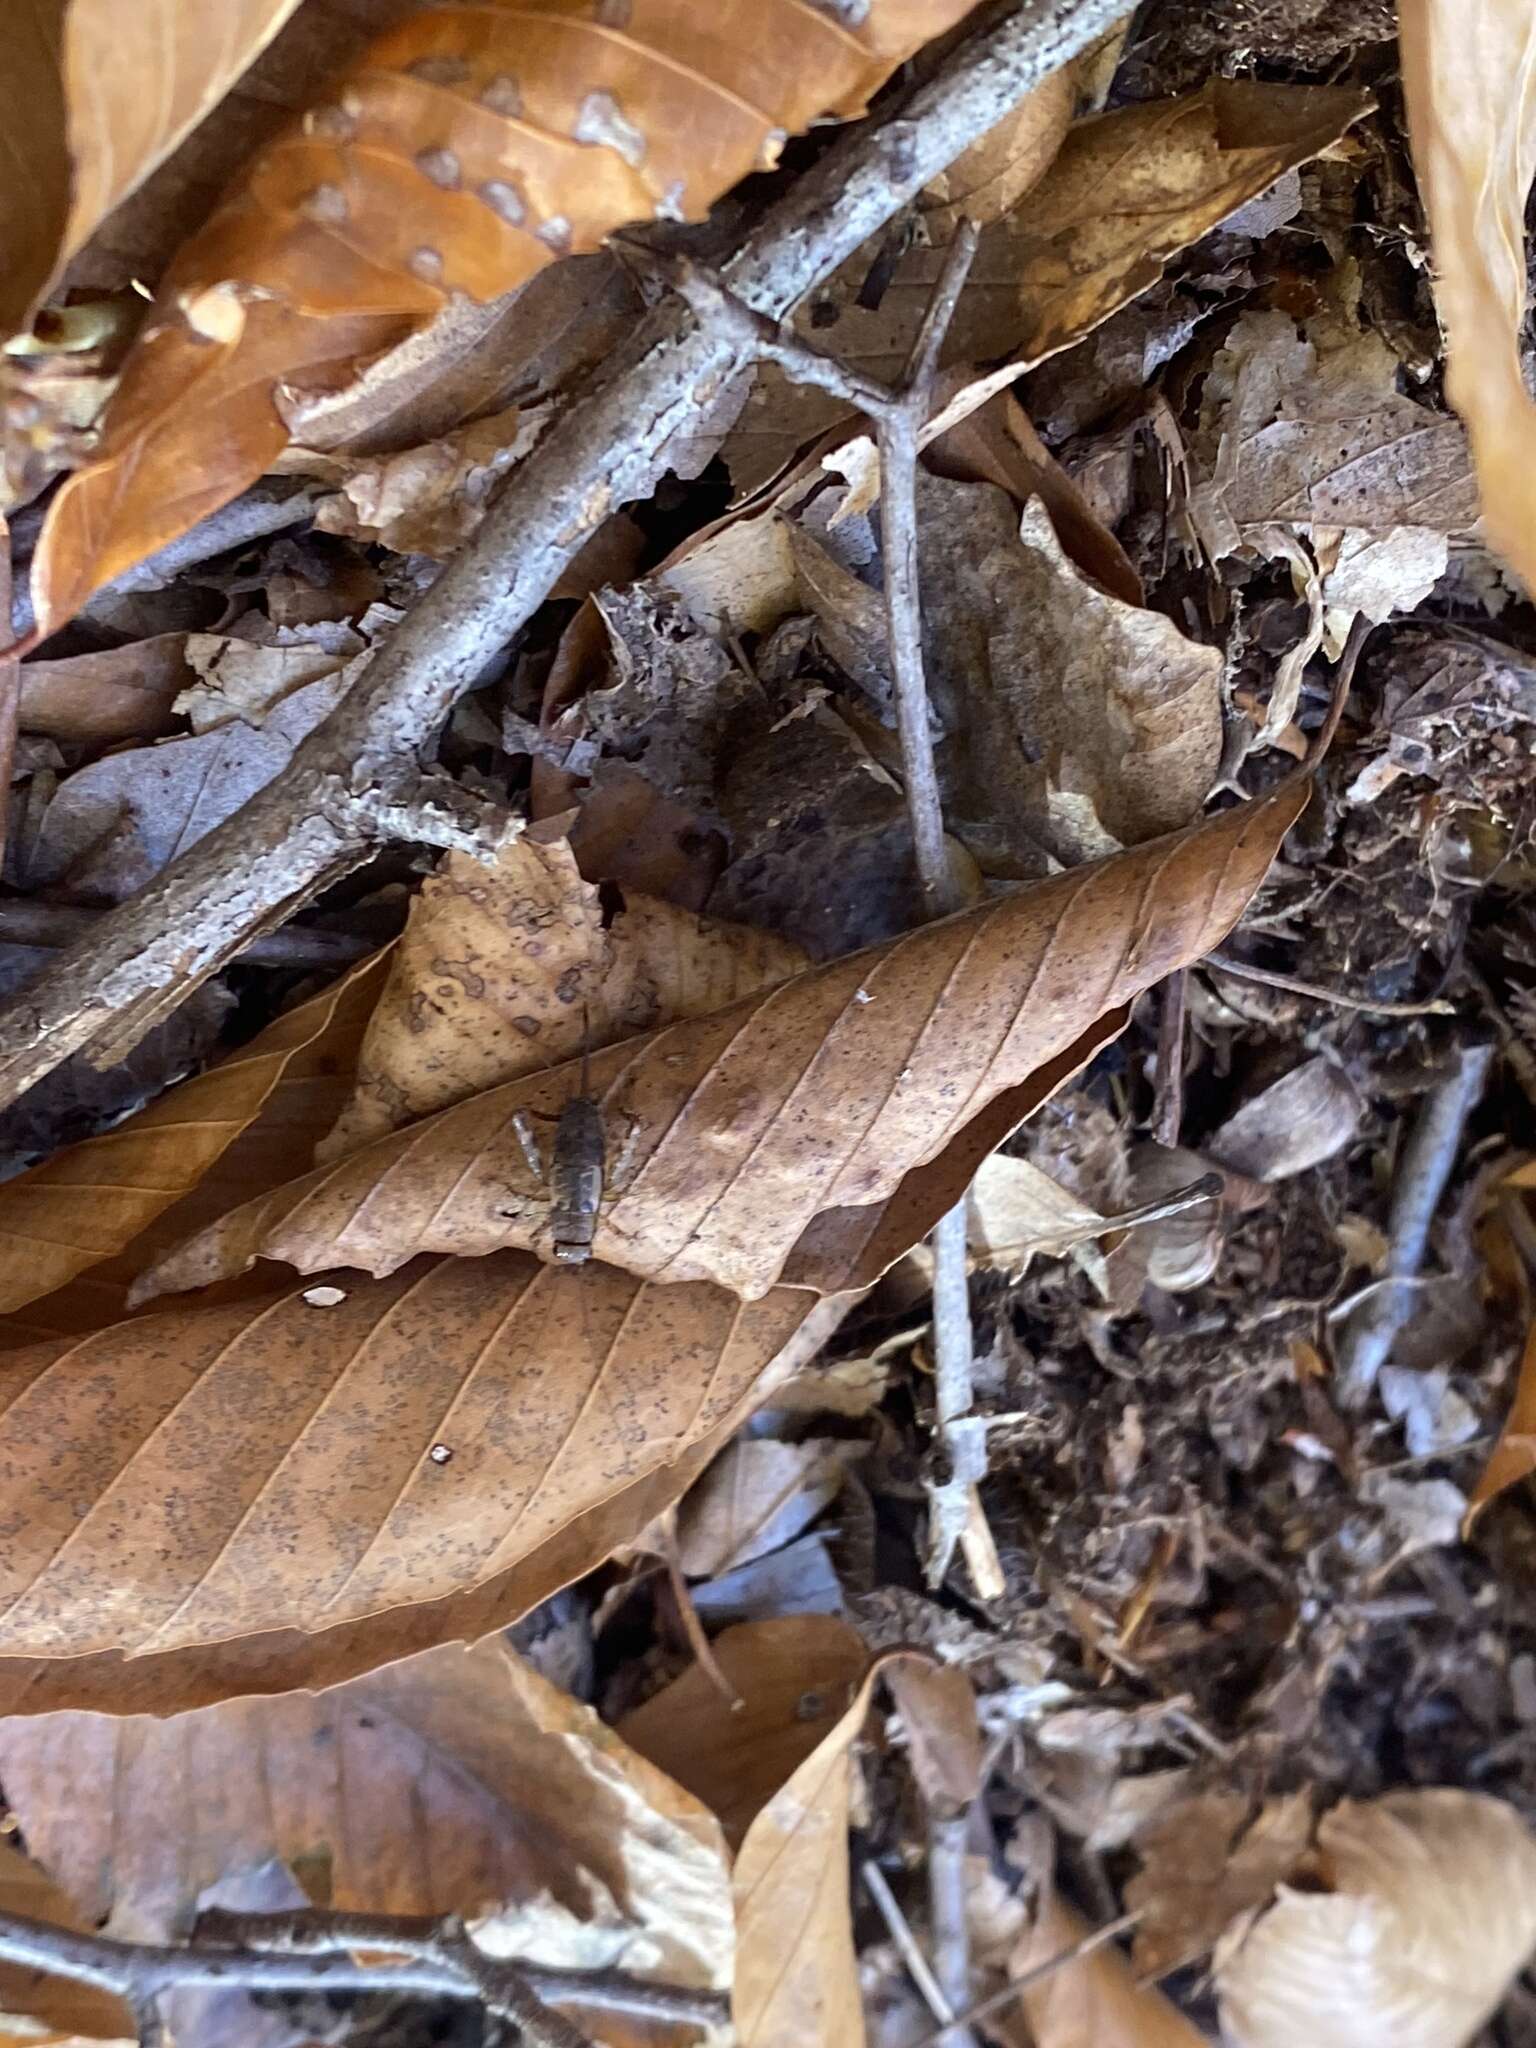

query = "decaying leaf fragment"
[[1214, 1789, 1536, 2048], [142, 781, 1308, 1304], [1009, 1887, 1207, 2048], [27, 0, 983, 636], [1400, 0, 1536, 597], [1465, 1314, 1536, 1530]]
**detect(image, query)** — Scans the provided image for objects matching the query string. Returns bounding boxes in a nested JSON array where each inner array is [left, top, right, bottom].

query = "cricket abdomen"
[[549, 1094, 606, 1263]]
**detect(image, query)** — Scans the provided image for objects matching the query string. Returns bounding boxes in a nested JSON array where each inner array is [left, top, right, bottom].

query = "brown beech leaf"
[[143, 781, 1307, 1305], [0, 949, 386, 1317], [321, 829, 807, 1162], [0, 1252, 829, 1660], [1127, 1789, 1314, 1979], [1465, 1315, 1536, 1531], [0, 1837, 135, 2044], [1401, 1, 1536, 596], [0, 1636, 732, 2006], [723, 78, 1371, 493], [0, 2, 307, 338], [1214, 1790, 1536, 2048], [27, 0, 981, 637], [17, 633, 193, 742]]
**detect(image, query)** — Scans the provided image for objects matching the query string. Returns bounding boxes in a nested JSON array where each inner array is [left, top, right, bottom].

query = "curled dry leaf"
[[1400, 0, 1536, 596], [723, 78, 1371, 493], [0, 0, 307, 338], [27, 0, 980, 636], [1216, 1790, 1536, 2048], [142, 781, 1308, 1304], [320, 829, 807, 1161], [0, 1252, 831, 1662], [0, 948, 385, 1318], [0, 1636, 732, 2000], [0, 1836, 134, 2044], [1465, 1315, 1536, 1531]]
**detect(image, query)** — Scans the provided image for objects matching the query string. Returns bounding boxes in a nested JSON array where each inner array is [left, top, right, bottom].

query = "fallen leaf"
[[21, 669, 346, 903], [1465, 1316, 1536, 1530], [918, 476, 1222, 871], [0, 948, 385, 1317], [141, 781, 1306, 1304], [27, 0, 982, 635], [1400, 0, 1536, 596], [0, 1837, 134, 2044], [1215, 1789, 1536, 2048], [883, 1659, 983, 1818], [723, 79, 1371, 492], [17, 633, 192, 742], [1127, 1789, 1314, 1978], [675, 1439, 856, 1582], [0, 1636, 732, 2011], [920, 63, 1075, 234], [618, 1615, 867, 1847], [1207, 1056, 1364, 1182], [966, 1153, 1110, 1273], [176, 624, 369, 731], [1010, 1886, 1206, 2048], [306, 403, 527, 555], [320, 830, 807, 1161], [0, 1252, 829, 1661], [0, 1, 307, 338]]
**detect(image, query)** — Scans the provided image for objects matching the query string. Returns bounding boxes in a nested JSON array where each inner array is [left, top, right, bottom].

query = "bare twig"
[[1152, 968, 1187, 1148], [0, 0, 1128, 1108], [1335, 1039, 1495, 1407], [1206, 953, 1456, 1017], [927, 1812, 979, 2048], [860, 1856, 957, 2028], [0, 1905, 727, 2048]]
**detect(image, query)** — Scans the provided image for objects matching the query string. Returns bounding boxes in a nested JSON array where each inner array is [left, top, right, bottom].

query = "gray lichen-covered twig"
[[0, 0, 1132, 1110]]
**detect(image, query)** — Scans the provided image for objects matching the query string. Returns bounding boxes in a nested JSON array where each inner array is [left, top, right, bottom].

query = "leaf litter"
[[4, 4, 1536, 2047]]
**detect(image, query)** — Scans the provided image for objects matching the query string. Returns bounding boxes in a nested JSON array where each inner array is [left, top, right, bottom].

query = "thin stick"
[[927, 1812, 978, 2048], [1206, 953, 1456, 1017], [1335, 1039, 1494, 1407], [1152, 968, 1187, 1148], [906, 1911, 1141, 2048], [0, 1906, 728, 2046], [860, 1857, 955, 2027], [0, 0, 1129, 1108]]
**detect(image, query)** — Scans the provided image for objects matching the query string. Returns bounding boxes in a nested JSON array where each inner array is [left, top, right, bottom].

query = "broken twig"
[[0, 0, 1128, 1108]]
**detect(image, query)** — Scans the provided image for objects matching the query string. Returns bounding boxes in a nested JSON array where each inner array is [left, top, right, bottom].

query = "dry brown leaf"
[[1214, 1789, 1536, 2048], [921, 64, 1075, 234], [321, 830, 807, 1161], [27, 0, 981, 637], [1400, 0, 1536, 597], [304, 403, 526, 556], [966, 1152, 1110, 1278], [142, 781, 1305, 1305], [723, 78, 1371, 493], [0, 1837, 135, 2044], [883, 1659, 982, 1818], [0, 1636, 732, 2037], [674, 1439, 856, 1583], [1011, 1888, 1207, 2048], [618, 1615, 867, 1848], [17, 633, 192, 742], [1207, 1057, 1363, 1183], [918, 476, 1221, 871], [1126, 1789, 1313, 1979], [1465, 1316, 1536, 1530], [0, 1251, 830, 1661], [0, 949, 385, 1319], [23, 669, 347, 903], [0, 2, 306, 338]]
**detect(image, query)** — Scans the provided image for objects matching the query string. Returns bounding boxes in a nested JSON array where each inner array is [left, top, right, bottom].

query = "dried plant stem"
[[0, 1906, 726, 2048], [860, 1856, 957, 2026], [927, 1812, 979, 2048], [0, 0, 1127, 1109], [1335, 1039, 1495, 1408], [1206, 952, 1456, 1017]]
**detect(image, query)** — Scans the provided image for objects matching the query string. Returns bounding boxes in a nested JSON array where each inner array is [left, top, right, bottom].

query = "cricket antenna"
[[579, 999, 592, 1095]]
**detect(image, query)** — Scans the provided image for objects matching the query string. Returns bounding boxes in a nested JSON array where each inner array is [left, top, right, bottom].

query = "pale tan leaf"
[[320, 831, 809, 1162], [142, 782, 1304, 1305], [0, 949, 386, 1316], [0, 1254, 828, 1663], [674, 1439, 856, 1582], [0, 1636, 732, 2009], [1011, 1888, 1207, 2048], [0, 1837, 134, 2044], [966, 1153, 1108, 1270], [1214, 1790, 1536, 2048], [1400, 0, 1536, 596], [883, 1659, 983, 1818], [921, 63, 1075, 233]]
